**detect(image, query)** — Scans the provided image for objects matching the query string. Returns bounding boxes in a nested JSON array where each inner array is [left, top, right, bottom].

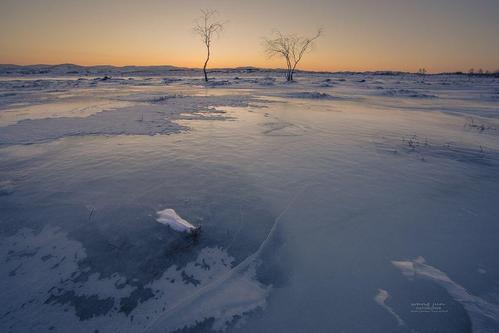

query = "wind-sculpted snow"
[[156, 208, 198, 233], [373, 289, 405, 327], [393, 257, 499, 333]]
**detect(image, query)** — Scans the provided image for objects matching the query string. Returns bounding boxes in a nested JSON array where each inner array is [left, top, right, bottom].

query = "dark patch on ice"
[[181, 270, 201, 286], [170, 317, 216, 333], [41, 254, 55, 262], [50, 256, 66, 269], [8, 263, 23, 276], [45, 290, 114, 320], [8, 248, 39, 259], [0, 181, 15, 196], [73, 221, 197, 283], [162, 77, 182, 85], [95, 76, 112, 81], [119, 287, 155, 315], [195, 258, 211, 270]]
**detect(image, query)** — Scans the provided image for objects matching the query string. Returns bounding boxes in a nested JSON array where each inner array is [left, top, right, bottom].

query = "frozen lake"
[[1, 73, 499, 332]]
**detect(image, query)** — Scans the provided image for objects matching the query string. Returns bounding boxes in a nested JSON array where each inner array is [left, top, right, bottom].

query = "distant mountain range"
[[0, 64, 194, 76], [0, 64, 496, 76], [0, 63, 410, 76]]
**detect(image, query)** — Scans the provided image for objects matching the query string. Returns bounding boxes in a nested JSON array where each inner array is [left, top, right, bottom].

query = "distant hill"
[[0, 63, 407, 76], [0, 64, 301, 76], [1, 64, 496, 77], [0, 64, 194, 76]]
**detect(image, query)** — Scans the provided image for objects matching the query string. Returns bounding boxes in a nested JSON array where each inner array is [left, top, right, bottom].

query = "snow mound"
[[285, 91, 339, 100], [380, 89, 436, 98], [156, 208, 198, 233]]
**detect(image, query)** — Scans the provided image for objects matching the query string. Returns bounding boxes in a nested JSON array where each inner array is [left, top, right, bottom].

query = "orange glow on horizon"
[[1, 0, 498, 73]]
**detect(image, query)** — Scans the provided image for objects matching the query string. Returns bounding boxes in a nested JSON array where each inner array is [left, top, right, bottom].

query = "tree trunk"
[[203, 47, 210, 82], [285, 59, 292, 81], [286, 68, 292, 81]]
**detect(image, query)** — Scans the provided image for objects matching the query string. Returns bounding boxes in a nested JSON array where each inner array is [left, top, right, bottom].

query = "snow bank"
[[156, 208, 198, 234]]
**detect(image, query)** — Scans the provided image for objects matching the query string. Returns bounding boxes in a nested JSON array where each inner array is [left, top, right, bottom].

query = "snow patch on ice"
[[373, 289, 405, 326], [392, 257, 499, 332], [156, 208, 197, 233]]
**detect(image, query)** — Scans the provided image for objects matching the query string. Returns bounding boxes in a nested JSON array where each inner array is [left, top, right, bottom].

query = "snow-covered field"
[[0, 69, 498, 333]]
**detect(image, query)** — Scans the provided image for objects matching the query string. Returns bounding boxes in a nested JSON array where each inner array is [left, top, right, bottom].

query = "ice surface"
[[0, 69, 498, 332]]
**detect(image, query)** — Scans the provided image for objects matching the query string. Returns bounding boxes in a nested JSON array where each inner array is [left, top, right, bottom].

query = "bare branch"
[[263, 29, 322, 81]]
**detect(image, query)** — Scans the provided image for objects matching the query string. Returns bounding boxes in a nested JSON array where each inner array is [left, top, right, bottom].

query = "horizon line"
[[1, 63, 498, 75]]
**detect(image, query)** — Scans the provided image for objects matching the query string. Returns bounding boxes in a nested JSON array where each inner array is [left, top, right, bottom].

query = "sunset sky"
[[1, 0, 498, 73]]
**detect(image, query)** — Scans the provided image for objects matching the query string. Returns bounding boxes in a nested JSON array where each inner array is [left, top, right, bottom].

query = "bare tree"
[[193, 9, 224, 82], [263, 29, 322, 81]]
